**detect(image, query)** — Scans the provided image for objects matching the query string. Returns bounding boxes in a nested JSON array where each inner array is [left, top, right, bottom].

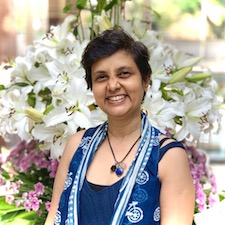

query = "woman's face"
[[91, 50, 149, 119]]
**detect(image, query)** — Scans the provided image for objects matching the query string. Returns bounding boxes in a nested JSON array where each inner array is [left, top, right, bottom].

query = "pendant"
[[111, 165, 117, 172], [111, 162, 126, 177], [115, 167, 123, 176]]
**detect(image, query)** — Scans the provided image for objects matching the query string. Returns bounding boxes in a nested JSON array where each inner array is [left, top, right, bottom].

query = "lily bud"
[[168, 67, 192, 84], [178, 56, 202, 68], [97, 11, 112, 31], [25, 108, 44, 123], [186, 73, 212, 82]]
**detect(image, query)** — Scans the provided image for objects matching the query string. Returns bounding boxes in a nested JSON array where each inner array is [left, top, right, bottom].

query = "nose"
[[107, 77, 121, 91]]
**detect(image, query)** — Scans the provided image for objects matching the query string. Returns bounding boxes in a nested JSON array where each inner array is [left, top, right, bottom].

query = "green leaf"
[[94, 0, 107, 13], [219, 190, 225, 201], [63, 3, 74, 13], [76, 0, 88, 10], [1, 218, 34, 225], [15, 82, 29, 87], [0, 199, 29, 224], [0, 85, 5, 90], [0, 211, 21, 223], [0, 198, 18, 211], [13, 211, 37, 220], [0, 208, 25, 217], [34, 62, 40, 68], [1, 169, 10, 180], [38, 87, 52, 105], [43, 104, 54, 115], [105, 0, 118, 11], [28, 92, 36, 107]]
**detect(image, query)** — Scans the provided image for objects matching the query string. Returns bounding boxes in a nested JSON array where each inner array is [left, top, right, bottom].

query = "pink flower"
[[24, 201, 32, 211], [10, 181, 21, 194], [49, 159, 59, 178], [35, 182, 45, 196], [208, 172, 218, 193], [33, 150, 49, 169], [208, 192, 219, 208], [197, 151, 206, 164], [28, 190, 37, 199], [5, 195, 14, 204], [30, 197, 42, 211], [15, 199, 22, 207], [45, 201, 51, 211], [195, 182, 207, 212], [22, 192, 28, 200], [25, 140, 36, 150], [20, 157, 32, 173]]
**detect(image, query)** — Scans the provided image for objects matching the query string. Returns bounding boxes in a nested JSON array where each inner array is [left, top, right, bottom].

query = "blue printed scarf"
[[65, 112, 158, 225]]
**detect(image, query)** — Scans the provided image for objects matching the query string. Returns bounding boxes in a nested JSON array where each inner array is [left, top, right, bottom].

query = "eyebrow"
[[116, 66, 132, 71], [93, 66, 133, 75]]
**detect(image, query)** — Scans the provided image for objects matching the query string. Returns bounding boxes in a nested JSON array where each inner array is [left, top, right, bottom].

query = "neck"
[[107, 111, 142, 139]]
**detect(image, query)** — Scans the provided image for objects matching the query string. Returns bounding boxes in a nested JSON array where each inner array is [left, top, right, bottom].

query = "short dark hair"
[[81, 28, 152, 89]]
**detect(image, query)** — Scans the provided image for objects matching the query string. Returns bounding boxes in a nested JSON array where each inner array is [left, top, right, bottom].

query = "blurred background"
[[0, 0, 224, 190]]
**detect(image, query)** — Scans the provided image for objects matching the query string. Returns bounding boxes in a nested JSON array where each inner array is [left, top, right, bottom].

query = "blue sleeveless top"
[[55, 126, 185, 225]]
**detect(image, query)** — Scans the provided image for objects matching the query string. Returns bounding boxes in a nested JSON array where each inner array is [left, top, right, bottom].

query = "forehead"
[[91, 50, 137, 72]]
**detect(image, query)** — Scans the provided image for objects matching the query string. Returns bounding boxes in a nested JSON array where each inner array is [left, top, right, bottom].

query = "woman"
[[45, 29, 195, 225]]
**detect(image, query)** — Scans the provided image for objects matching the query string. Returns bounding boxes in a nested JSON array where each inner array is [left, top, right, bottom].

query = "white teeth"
[[108, 95, 125, 101]]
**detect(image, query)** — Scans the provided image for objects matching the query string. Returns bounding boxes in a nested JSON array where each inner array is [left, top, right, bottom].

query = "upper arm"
[[45, 130, 85, 225], [158, 144, 195, 225]]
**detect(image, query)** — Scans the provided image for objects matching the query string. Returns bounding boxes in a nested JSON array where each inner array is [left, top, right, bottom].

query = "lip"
[[106, 94, 127, 102]]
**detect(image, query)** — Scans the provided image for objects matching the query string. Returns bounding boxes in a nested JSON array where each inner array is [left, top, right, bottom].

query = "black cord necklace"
[[107, 133, 141, 177]]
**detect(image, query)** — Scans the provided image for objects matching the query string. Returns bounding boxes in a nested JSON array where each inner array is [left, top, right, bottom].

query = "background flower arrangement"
[[0, 0, 223, 224], [0, 140, 58, 224]]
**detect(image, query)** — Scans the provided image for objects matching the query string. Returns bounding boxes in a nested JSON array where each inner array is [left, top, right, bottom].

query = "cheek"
[[92, 88, 102, 104]]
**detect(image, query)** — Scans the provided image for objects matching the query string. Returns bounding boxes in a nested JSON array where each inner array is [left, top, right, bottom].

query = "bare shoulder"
[[158, 135, 189, 181], [60, 129, 86, 164], [158, 137, 195, 224], [66, 129, 86, 147]]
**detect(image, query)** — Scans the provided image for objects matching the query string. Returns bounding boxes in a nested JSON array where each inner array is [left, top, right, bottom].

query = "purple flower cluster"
[[5, 181, 48, 213], [6, 140, 58, 176], [186, 143, 219, 212], [1, 140, 59, 216], [22, 183, 44, 212]]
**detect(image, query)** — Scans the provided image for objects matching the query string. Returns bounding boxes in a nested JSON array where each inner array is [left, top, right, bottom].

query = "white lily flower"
[[174, 93, 212, 141], [44, 60, 73, 93], [43, 77, 93, 131], [34, 48, 51, 64], [90, 107, 107, 125], [0, 64, 12, 87], [143, 88, 177, 132], [0, 86, 33, 140], [32, 123, 71, 159], [34, 15, 77, 48], [28, 65, 52, 85], [11, 63, 30, 82]]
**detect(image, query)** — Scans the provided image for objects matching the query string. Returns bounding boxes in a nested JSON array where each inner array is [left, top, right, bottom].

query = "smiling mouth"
[[107, 95, 126, 101]]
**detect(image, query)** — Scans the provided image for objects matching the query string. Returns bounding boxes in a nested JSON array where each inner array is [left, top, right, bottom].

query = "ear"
[[143, 77, 150, 92]]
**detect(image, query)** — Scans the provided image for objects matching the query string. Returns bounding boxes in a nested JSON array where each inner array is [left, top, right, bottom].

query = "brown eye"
[[96, 75, 107, 81], [119, 71, 130, 77]]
